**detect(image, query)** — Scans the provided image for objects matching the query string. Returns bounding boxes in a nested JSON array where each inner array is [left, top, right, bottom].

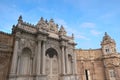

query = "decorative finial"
[[72, 33, 74, 39], [50, 18, 54, 22], [18, 15, 23, 23], [56, 24, 58, 27], [59, 25, 66, 35], [45, 19, 48, 23], [12, 25, 15, 28], [40, 17, 44, 21], [56, 24, 58, 28], [37, 17, 45, 25], [105, 32, 107, 36], [102, 32, 113, 43], [60, 25, 64, 31]]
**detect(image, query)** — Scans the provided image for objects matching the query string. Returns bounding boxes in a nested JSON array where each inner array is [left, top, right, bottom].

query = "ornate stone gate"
[[8, 16, 77, 80]]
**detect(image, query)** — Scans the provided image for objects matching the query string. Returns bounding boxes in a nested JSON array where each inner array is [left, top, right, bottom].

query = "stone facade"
[[75, 32, 120, 80], [0, 16, 120, 80], [8, 16, 77, 80]]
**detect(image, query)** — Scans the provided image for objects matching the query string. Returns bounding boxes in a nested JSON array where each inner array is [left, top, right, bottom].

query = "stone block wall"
[[0, 31, 13, 80]]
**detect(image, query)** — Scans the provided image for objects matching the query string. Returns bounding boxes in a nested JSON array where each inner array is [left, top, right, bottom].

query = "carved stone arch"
[[20, 38, 35, 56], [46, 45, 61, 57], [45, 48, 58, 58], [21, 47, 32, 56], [20, 46, 34, 57], [45, 47, 59, 80], [46, 46, 61, 68]]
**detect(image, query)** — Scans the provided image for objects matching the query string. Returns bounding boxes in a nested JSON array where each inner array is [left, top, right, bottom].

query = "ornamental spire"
[[18, 15, 23, 23], [36, 17, 48, 31], [101, 32, 116, 45], [37, 17, 45, 25], [59, 25, 66, 36], [103, 32, 111, 41], [48, 18, 58, 33], [50, 18, 54, 22]]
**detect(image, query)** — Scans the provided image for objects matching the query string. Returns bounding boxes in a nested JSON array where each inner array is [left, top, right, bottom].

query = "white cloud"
[[90, 30, 101, 36], [66, 27, 90, 40], [75, 34, 90, 40], [80, 22, 96, 28]]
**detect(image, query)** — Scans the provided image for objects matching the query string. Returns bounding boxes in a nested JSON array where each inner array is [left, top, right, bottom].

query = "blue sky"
[[0, 0, 120, 52]]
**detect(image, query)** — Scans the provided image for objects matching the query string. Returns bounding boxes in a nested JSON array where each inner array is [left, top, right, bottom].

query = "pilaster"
[[65, 46, 68, 74], [9, 37, 19, 79], [42, 41, 46, 75], [36, 40, 41, 75], [10, 38, 19, 74], [61, 46, 65, 74]]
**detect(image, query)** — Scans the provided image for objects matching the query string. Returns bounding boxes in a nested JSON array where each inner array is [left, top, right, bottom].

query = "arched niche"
[[68, 54, 72, 74], [17, 47, 33, 75], [45, 48, 58, 58], [45, 48, 59, 80]]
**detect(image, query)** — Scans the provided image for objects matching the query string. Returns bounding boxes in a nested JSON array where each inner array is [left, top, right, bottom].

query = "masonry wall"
[[0, 31, 13, 80], [75, 49, 106, 80]]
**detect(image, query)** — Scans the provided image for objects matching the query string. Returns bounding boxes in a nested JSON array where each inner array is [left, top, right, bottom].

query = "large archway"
[[45, 48, 59, 80]]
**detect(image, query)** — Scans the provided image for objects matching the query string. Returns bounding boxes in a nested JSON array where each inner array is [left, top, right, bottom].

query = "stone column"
[[65, 47, 68, 74], [36, 40, 41, 75], [42, 41, 46, 74], [9, 38, 19, 75], [61, 46, 65, 74]]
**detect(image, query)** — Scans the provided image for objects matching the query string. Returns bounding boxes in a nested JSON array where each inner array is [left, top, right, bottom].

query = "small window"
[[105, 48, 110, 53], [109, 70, 116, 80], [109, 70, 115, 77]]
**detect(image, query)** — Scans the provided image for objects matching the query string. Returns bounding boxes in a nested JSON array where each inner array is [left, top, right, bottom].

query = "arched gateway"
[[8, 16, 77, 80]]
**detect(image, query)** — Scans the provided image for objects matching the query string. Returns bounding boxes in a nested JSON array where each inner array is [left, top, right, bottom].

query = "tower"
[[101, 32, 116, 55], [101, 32, 120, 80]]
